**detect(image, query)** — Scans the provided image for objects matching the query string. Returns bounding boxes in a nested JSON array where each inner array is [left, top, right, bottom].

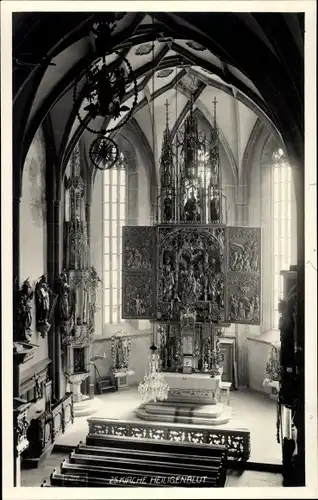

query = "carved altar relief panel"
[[122, 226, 156, 319], [123, 226, 155, 270], [225, 227, 262, 325], [227, 227, 261, 275], [157, 225, 226, 323]]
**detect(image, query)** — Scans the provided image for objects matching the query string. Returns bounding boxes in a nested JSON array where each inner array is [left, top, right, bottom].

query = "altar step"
[[135, 401, 232, 425]]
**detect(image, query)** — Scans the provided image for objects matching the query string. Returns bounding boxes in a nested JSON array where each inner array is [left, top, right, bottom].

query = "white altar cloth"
[[164, 372, 221, 404]]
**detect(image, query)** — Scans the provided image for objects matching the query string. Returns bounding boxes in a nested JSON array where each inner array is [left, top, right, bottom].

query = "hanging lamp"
[[72, 19, 138, 171], [138, 22, 169, 403]]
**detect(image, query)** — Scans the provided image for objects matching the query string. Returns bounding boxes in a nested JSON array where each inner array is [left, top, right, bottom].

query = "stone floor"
[[55, 386, 282, 464]]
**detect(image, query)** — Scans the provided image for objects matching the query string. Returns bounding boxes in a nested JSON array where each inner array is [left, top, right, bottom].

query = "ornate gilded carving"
[[225, 227, 261, 325], [157, 226, 225, 322], [187, 431, 204, 443], [57, 271, 74, 334], [16, 414, 29, 450], [74, 348, 85, 373], [123, 226, 154, 270], [148, 428, 165, 440], [35, 275, 52, 337], [227, 274, 261, 324], [122, 226, 156, 319], [17, 279, 34, 342], [122, 271, 153, 319], [228, 227, 261, 274], [61, 324, 94, 347], [131, 427, 147, 438], [87, 417, 250, 461]]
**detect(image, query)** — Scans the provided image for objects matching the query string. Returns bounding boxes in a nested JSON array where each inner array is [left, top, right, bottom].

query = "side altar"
[[121, 98, 261, 455]]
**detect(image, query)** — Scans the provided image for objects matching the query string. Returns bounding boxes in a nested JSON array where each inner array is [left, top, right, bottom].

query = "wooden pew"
[[86, 433, 227, 457], [60, 461, 219, 487], [67, 452, 221, 483], [69, 450, 220, 476], [76, 442, 224, 466], [47, 432, 228, 487]]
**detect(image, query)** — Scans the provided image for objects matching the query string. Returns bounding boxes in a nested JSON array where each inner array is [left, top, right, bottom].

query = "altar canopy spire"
[[213, 96, 218, 128], [157, 91, 225, 226], [159, 99, 175, 222]]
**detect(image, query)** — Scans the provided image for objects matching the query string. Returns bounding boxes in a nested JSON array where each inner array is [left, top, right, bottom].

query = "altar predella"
[[122, 99, 261, 332]]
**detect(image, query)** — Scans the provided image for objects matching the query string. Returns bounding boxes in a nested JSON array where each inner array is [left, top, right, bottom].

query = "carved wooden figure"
[[35, 275, 52, 337], [17, 279, 34, 343]]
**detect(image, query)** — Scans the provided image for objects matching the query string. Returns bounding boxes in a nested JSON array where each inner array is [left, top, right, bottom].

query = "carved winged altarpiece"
[[122, 99, 261, 376]]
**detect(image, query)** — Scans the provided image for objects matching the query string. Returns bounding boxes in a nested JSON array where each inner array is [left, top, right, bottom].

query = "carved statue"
[[163, 265, 175, 302], [230, 294, 238, 319], [238, 299, 246, 320], [254, 295, 260, 320], [231, 249, 239, 271], [163, 195, 173, 222], [126, 246, 134, 268], [183, 264, 198, 301], [210, 257, 217, 275], [133, 293, 145, 316], [184, 193, 198, 222], [133, 249, 142, 268], [217, 281, 224, 306], [243, 252, 251, 272], [251, 253, 259, 272], [35, 275, 51, 337], [17, 279, 34, 342], [33, 374, 43, 400], [16, 414, 29, 444], [210, 195, 219, 222], [57, 272, 71, 321]]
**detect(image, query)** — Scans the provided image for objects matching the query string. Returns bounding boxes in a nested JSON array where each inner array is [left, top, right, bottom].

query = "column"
[[13, 195, 21, 340], [85, 201, 95, 398], [53, 199, 62, 400]]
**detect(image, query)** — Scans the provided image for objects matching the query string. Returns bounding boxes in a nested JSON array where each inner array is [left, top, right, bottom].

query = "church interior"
[[9, 9, 310, 491]]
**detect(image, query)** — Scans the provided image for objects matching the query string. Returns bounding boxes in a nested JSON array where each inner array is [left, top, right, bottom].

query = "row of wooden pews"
[[43, 434, 228, 487]]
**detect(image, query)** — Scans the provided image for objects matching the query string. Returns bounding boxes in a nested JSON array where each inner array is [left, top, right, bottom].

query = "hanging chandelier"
[[89, 135, 119, 170], [73, 38, 138, 170], [138, 344, 169, 403]]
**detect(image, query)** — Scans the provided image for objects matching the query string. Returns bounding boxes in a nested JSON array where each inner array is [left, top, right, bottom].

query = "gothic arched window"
[[272, 148, 292, 327], [103, 151, 138, 324]]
